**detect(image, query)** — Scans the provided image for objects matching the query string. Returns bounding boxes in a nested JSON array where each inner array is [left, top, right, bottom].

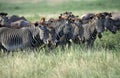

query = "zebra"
[[0, 26, 55, 51]]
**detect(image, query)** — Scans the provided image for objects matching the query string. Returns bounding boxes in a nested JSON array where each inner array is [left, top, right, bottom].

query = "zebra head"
[[104, 16, 117, 34], [38, 25, 58, 48], [0, 16, 9, 26]]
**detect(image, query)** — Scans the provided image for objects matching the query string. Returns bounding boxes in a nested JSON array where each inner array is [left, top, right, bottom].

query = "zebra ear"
[[0, 12, 8, 16], [40, 17, 46, 25], [65, 11, 68, 14], [95, 13, 103, 18], [59, 16, 62, 19], [79, 18, 83, 24], [4, 13, 8, 16], [109, 12, 112, 17], [34, 22, 39, 26]]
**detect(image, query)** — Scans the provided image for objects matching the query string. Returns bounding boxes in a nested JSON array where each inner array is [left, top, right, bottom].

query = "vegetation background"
[[0, 0, 120, 78]]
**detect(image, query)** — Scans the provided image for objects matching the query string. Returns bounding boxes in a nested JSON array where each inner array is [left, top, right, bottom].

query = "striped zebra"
[[0, 26, 54, 51]]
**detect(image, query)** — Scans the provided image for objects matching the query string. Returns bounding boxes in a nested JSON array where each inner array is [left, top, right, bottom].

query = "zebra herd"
[[0, 12, 120, 51]]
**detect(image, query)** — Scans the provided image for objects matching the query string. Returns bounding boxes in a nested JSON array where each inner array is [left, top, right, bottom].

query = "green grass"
[[0, 45, 120, 78], [0, 0, 120, 78]]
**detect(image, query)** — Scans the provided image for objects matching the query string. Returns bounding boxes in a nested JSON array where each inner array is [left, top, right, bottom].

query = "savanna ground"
[[0, 0, 120, 78]]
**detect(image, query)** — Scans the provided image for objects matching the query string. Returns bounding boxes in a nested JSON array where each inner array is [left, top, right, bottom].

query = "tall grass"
[[0, 45, 120, 78], [0, 30, 120, 78], [0, 0, 120, 78]]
